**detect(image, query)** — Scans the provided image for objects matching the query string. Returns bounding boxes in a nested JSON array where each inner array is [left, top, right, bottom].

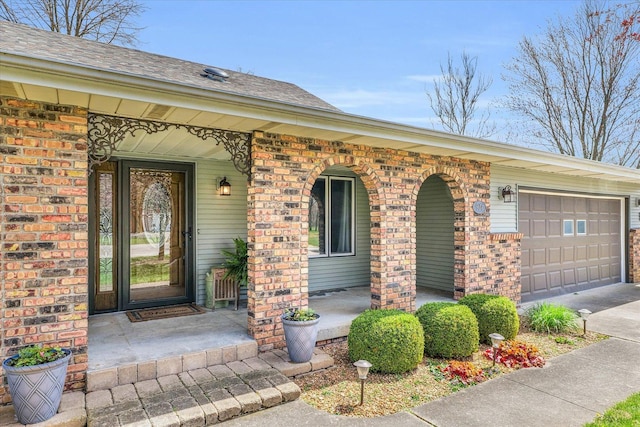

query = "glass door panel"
[[128, 168, 186, 303], [94, 162, 118, 312]]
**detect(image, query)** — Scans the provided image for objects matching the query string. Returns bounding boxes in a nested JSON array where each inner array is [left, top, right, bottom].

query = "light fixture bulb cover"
[[578, 308, 592, 319], [353, 359, 372, 379], [219, 177, 231, 196], [489, 332, 505, 347]]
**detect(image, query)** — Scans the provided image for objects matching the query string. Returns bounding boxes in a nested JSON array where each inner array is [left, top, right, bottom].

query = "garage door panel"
[[548, 220, 561, 237], [548, 270, 562, 288], [533, 273, 548, 291], [576, 267, 589, 284], [532, 220, 546, 237], [575, 245, 587, 261], [548, 247, 561, 265], [563, 269, 576, 285], [520, 193, 621, 301], [562, 247, 574, 262], [533, 249, 546, 266], [532, 195, 547, 212]]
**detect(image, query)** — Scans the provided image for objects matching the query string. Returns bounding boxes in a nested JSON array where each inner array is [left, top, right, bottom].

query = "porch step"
[[84, 348, 333, 426], [1, 348, 333, 426]]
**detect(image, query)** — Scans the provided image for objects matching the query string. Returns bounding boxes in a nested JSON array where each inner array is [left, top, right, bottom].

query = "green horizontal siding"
[[416, 175, 454, 292]]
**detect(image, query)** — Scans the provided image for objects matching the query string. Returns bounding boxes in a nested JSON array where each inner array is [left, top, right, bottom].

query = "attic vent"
[[201, 67, 229, 82], [145, 104, 172, 119]]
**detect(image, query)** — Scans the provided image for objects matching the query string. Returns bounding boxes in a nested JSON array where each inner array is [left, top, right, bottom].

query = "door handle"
[[181, 227, 192, 240]]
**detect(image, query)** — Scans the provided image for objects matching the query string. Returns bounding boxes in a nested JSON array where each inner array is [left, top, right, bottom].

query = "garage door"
[[519, 192, 622, 301]]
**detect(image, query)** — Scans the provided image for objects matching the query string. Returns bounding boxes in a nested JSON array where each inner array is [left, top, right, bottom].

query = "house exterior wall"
[[1, 97, 88, 404], [247, 130, 521, 350], [491, 165, 640, 232], [630, 229, 640, 283]]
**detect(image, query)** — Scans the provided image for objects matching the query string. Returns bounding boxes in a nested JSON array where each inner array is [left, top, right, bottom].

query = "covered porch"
[[88, 286, 454, 373]]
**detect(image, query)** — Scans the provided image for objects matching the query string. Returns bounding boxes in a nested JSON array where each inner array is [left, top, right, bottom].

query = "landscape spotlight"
[[353, 359, 372, 406], [578, 309, 592, 335], [489, 333, 505, 367]]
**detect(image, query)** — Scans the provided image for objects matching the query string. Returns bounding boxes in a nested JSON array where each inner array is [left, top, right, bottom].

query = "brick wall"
[[1, 97, 88, 403], [247, 131, 519, 350], [630, 229, 640, 283]]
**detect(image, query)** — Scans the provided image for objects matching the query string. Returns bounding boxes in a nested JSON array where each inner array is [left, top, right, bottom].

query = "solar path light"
[[353, 359, 372, 406], [489, 333, 505, 367], [578, 309, 592, 336]]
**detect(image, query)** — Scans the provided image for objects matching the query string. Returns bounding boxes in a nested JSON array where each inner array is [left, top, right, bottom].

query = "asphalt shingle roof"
[[0, 21, 340, 112]]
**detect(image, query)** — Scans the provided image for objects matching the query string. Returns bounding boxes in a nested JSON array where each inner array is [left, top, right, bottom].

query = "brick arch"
[[413, 167, 469, 299], [302, 156, 385, 309]]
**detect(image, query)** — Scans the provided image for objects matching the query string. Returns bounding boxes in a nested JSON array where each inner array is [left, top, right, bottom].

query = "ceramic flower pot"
[[2, 349, 72, 424], [282, 315, 320, 363]]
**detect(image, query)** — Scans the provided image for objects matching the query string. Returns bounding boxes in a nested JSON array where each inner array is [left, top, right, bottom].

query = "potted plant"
[[281, 307, 320, 363], [221, 237, 248, 287], [2, 345, 72, 424]]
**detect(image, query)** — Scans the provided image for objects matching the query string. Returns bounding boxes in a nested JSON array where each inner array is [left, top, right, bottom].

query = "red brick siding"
[[247, 131, 519, 350], [1, 97, 88, 404], [630, 229, 640, 283]]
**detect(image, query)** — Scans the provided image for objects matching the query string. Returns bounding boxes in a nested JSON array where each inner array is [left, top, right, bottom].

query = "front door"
[[90, 160, 194, 313]]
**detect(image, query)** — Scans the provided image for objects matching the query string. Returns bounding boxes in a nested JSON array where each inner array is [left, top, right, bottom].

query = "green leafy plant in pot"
[[281, 307, 321, 363], [221, 237, 248, 287], [2, 345, 72, 424]]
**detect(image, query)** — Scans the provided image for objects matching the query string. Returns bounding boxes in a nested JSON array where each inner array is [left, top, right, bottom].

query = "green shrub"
[[527, 303, 578, 334], [459, 294, 519, 344], [415, 302, 479, 358], [348, 309, 424, 374]]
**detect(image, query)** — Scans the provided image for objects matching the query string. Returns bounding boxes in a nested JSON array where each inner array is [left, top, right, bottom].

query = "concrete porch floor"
[[88, 286, 455, 373]]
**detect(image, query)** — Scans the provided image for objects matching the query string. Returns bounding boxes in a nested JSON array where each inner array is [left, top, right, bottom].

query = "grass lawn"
[[585, 392, 640, 427]]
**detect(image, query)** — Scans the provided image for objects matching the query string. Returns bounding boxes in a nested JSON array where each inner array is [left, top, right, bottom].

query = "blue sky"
[[139, 1, 581, 139]]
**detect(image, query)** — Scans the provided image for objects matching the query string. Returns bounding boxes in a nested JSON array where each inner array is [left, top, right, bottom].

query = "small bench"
[[212, 267, 239, 310]]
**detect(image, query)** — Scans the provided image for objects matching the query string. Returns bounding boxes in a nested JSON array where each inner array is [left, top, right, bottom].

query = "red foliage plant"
[[484, 340, 546, 368], [440, 361, 486, 385]]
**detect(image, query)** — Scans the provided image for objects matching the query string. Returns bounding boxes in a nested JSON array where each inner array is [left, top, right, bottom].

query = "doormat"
[[125, 303, 206, 323]]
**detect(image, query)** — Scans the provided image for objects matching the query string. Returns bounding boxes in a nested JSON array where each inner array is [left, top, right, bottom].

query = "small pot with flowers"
[[281, 307, 320, 363], [2, 344, 72, 424]]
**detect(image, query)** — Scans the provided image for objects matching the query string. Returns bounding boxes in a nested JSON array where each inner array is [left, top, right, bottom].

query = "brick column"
[[630, 229, 640, 283], [1, 97, 88, 403], [485, 233, 524, 303]]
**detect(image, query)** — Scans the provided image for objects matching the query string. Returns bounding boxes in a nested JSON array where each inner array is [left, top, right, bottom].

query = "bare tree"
[[0, 0, 145, 46], [427, 51, 495, 138], [503, 0, 640, 168]]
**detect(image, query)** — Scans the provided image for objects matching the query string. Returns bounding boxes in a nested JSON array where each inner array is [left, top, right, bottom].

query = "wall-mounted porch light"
[[353, 359, 372, 406], [498, 185, 514, 203], [218, 177, 231, 196]]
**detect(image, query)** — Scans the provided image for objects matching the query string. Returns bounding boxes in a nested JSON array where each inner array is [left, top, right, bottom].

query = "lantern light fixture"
[[498, 185, 514, 203], [218, 177, 231, 196]]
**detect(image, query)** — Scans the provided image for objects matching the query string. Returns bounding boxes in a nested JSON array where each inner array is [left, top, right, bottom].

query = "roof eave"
[[1, 51, 639, 185]]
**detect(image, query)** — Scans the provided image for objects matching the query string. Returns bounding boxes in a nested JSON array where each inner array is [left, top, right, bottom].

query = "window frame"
[[309, 175, 356, 258], [576, 219, 587, 236], [563, 219, 574, 236]]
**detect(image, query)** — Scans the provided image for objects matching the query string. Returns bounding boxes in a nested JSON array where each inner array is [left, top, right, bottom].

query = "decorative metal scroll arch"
[[87, 113, 251, 178]]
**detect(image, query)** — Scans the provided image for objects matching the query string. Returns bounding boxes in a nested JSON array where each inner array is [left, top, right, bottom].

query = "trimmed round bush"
[[459, 294, 519, 344], [415, 302, 479, 358], [348, 309, 424, 374]]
